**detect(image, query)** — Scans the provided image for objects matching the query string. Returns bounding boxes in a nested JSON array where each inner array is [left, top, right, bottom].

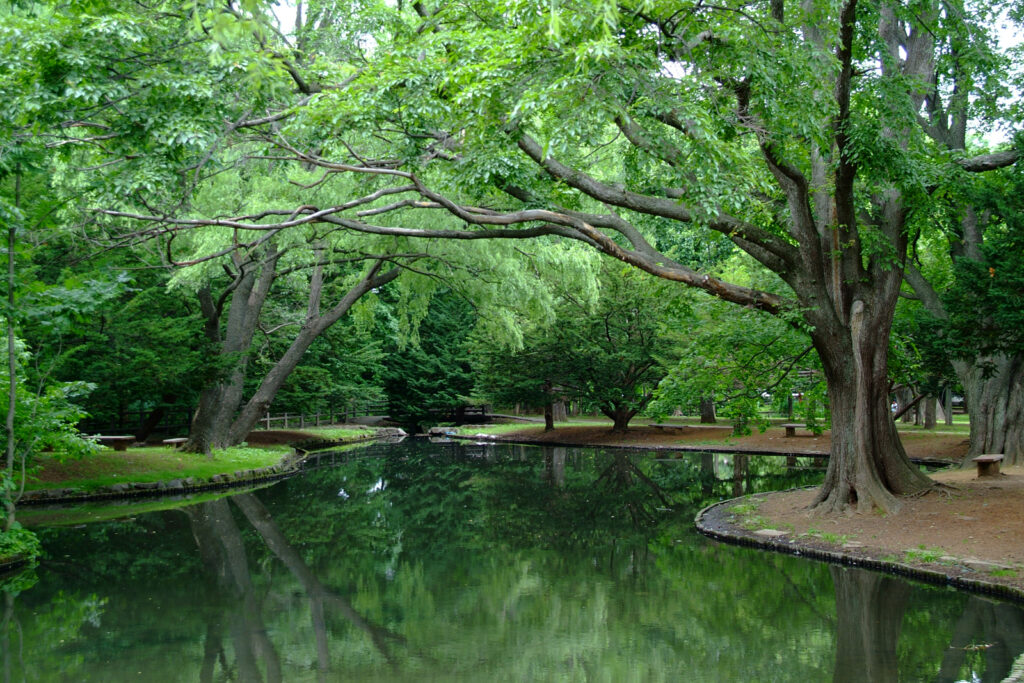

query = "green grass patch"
[[802, 528, 852, 545], [456, 421, 595, 436], [300, 426, 376, 441], [904, 545, 946, 564], [988, 568, 1020, 578], [27, 445, 288, 492]]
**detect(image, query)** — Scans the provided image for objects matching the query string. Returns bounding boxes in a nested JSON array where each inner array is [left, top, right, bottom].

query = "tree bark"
[[955, 354, 1024, 465], [4, 171, 18, 531], [543, 382, 555, 431], [810, 301, 933, 513], [699, 397, 717, 424], [185, 259, 399, 454], [604, 403, 635, 432], [923, 396, 937, 430]]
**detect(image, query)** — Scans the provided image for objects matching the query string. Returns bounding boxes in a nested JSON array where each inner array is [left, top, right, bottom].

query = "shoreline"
[[462, 429, 1023, 601], [696, 492, 1024, 604], [9, 427, 1018, 604], [450, 432, 958, 466]]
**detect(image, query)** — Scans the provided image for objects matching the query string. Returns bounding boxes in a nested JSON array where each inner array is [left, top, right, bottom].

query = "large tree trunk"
[[923, 396, 937, 430], [810, 301, 933, 514], [955, 353, 1024, 466], [186, 259, 271, 455], [185, 259, 399, 454], [604, 403, 635, 432], [699, 397, 717, 424]]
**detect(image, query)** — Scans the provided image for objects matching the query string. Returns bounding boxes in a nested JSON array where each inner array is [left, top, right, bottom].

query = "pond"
[[4, 439, 1023, 681]]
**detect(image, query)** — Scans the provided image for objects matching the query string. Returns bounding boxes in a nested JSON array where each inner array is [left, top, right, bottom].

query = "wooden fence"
[[80, 400, 391, 437], [254, 401, 390, 430]]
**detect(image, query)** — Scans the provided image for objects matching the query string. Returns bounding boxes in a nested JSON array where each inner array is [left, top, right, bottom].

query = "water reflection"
[[1, 441, 1022, 681], [831, 567, 909, 683]]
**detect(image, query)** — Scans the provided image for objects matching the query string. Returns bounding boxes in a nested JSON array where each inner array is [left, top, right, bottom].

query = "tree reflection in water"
[[185, 495, 404, 682], [831, 566, 909, 683], [3, 441, 1024, 681]]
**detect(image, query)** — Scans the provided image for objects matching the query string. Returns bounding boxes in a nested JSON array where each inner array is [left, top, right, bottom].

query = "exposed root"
[[909, 481, 959, 498]]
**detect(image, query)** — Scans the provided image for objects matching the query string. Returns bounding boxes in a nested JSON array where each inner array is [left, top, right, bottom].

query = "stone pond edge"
[[695, 490, 1024, 605]]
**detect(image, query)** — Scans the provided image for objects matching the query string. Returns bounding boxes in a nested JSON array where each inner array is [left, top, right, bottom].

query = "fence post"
[[264, 412, 271, 430], [300, 413, 305, 428]]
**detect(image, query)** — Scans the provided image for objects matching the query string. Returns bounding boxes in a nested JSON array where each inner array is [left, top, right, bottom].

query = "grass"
[[904, 545, 947, 564], [803, 527, 852, 545], [989, 568, 1020, 578], [456, 421, 591, 436], [300, 426, 376, 441], [27, 445, 288, 492]]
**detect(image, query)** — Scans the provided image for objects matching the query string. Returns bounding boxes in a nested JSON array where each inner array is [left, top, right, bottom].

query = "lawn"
[[25, 445, 289, 492]]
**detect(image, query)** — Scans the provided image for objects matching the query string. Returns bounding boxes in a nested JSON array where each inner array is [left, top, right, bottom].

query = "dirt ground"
[[487, 423, 969, 461], [483, 423, 1024, 589], [755, 467, 1024, 568]]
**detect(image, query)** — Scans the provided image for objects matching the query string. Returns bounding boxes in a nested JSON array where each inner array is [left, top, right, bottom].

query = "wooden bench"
[[649, 423, 686, 430], [972, 454, 1004, 478], [781, 423, 803, 437], [162, 437, 189, 449], [89, 435, 135, 451]]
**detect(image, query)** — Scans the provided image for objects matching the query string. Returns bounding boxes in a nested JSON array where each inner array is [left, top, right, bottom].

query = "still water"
[[4, 440, 1023, 681]]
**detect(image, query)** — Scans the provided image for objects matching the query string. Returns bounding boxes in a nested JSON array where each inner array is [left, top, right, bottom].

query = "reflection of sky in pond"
[[4, 440, 1023, 681]]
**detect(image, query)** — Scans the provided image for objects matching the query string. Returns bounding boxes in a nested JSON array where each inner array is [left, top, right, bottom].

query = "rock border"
[[696, 491, 1024, 604]]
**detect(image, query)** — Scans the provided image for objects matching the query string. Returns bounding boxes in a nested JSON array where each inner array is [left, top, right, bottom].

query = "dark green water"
[[3, 440, 1023, 681]]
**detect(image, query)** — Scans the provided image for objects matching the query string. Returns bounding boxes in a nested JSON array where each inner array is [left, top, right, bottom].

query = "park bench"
[[162, 437, 189, 449], [781, 423, 803, 437], [972, 454, 1004, 478], [648, 423, 688, 432], [88, 435, 135, 451]]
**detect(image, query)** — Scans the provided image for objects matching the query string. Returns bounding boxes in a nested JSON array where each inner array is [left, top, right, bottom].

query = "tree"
[[476, 260, 690, 431], [380, 291, 477, 432], [649, 295, 817, 435], [907, 164, 1024, 463], [318, 0, 1016, 512], [30, 0, 1019, 510]]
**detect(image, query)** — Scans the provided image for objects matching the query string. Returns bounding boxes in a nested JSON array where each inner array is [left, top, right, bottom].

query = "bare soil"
[[484, 423, 969, 461], [482, 423, 1024, 592], [755, 468, 1024, 569]]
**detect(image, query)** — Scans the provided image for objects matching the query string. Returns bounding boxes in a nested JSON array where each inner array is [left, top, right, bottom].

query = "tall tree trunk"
[[185, 259, 399, 454], [923, 396, 937, 430], [810, 301, 933, 513], [552, 400, 567, 423], [699, 397, 717, 424], [955, 354, 1024, 465]]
